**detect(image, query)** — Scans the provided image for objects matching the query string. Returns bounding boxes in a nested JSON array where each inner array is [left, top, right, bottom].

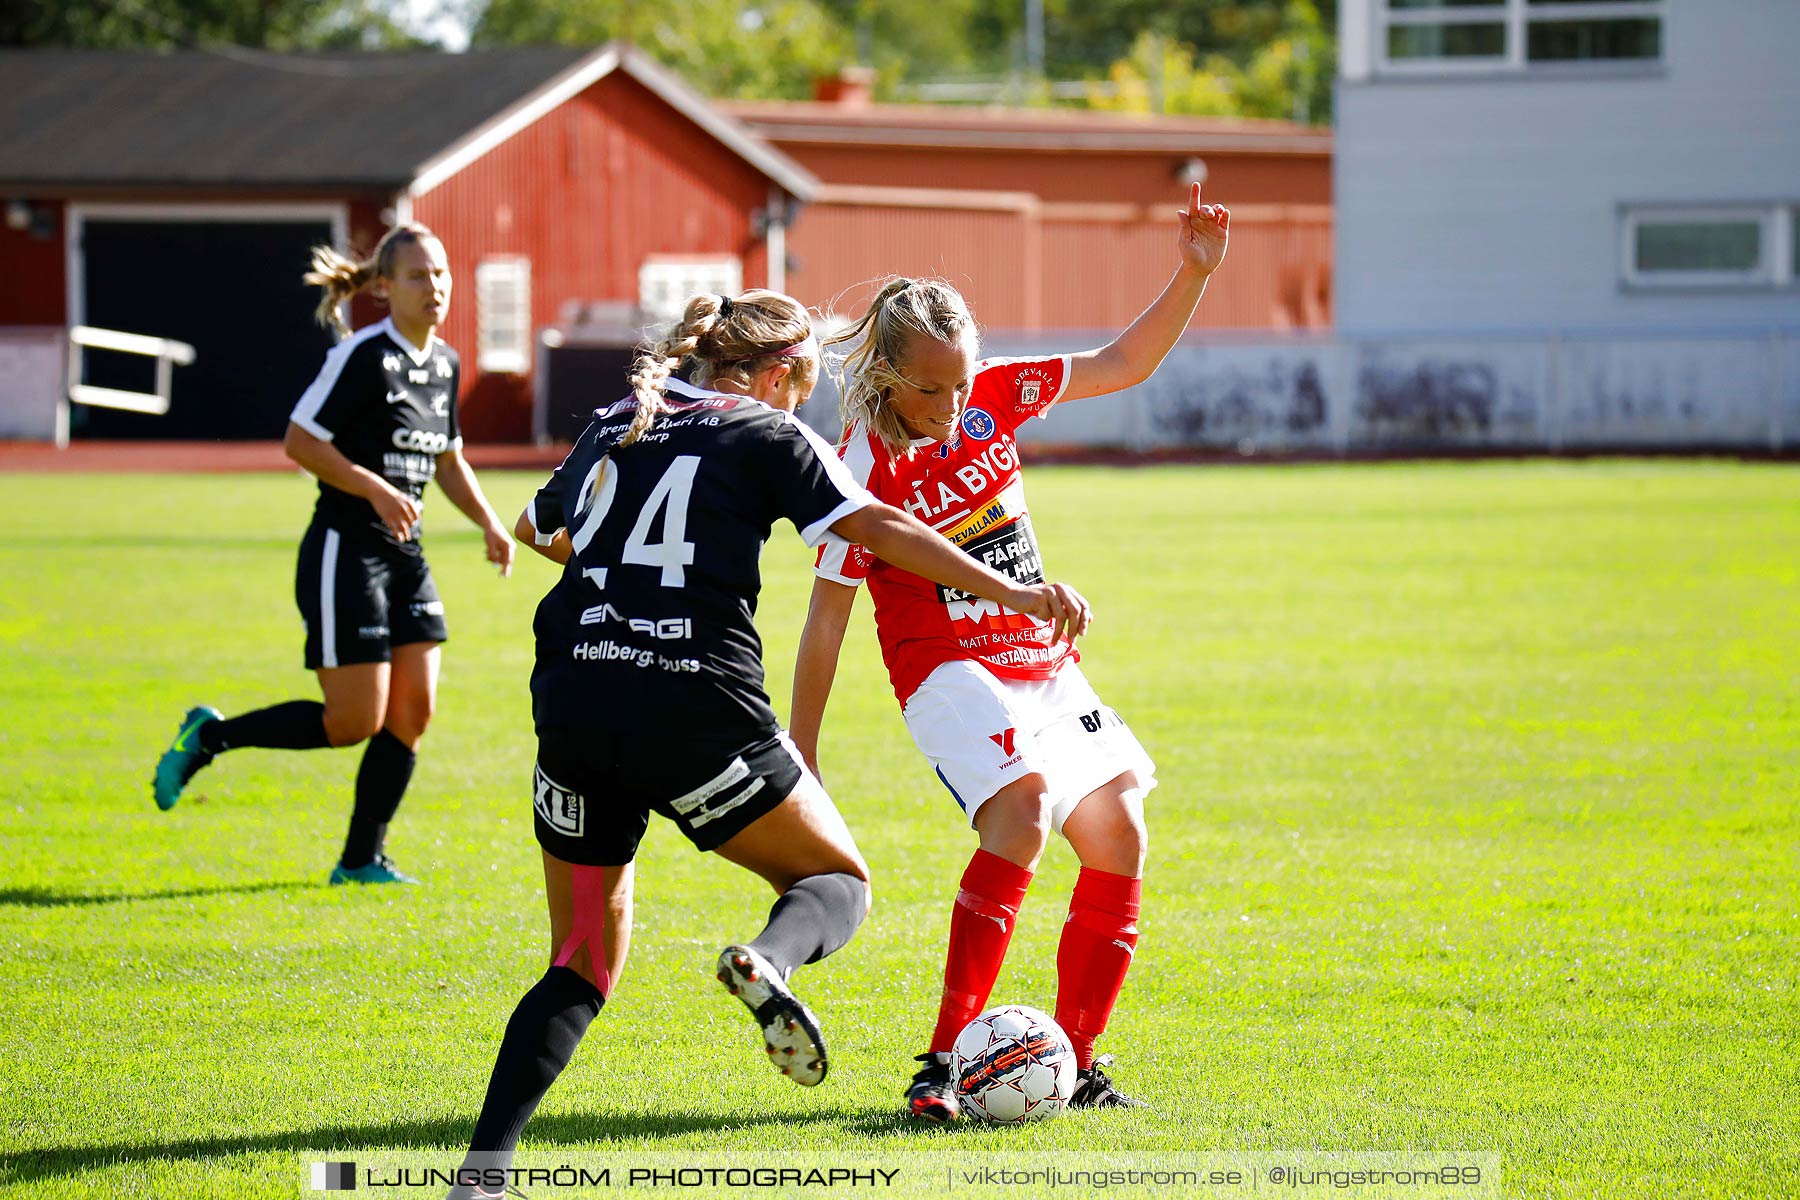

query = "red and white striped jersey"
[[816, 355, 1078, 705]]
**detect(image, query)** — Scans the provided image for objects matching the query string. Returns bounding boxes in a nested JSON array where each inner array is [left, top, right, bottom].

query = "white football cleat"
[[715, 944, 828, 1086]]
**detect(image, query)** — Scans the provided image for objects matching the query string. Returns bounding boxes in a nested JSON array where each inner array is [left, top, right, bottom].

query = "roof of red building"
[[0, 44, 817, 198], [722, 99, 1332, 156]]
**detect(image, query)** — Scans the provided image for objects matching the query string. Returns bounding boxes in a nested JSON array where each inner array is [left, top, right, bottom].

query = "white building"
[[1336, 0, 1800, 334]]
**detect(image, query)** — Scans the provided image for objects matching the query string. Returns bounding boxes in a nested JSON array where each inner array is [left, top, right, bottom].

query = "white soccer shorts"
[[901, 659, 1157, 833]]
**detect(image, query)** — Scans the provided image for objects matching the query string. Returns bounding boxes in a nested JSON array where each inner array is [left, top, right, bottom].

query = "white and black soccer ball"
[[951, 1004, 1077, 1124]]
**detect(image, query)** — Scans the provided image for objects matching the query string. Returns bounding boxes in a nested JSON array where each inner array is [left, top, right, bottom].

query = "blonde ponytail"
[[302, 222, 438, 338], [621, 290, 817, 448], [826, 277, 977, 455]]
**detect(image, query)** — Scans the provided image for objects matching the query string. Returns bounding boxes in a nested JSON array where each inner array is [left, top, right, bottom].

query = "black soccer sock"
[[340, 729, 416, 868], [748, 871, 869, 979], [464, 967, 605, 1161], [200, 701, 330, 754]]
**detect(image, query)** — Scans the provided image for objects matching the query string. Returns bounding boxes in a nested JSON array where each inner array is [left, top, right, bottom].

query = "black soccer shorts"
[[531, 727, 806, 866], [295, 521, 449, 670]]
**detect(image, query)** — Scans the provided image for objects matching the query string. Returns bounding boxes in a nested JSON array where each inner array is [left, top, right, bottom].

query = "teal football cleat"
[[328, 854, 420, 885], [153, 705, 222, 811]]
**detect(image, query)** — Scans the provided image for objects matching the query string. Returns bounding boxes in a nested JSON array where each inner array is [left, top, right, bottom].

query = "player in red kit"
[[790, 184, 1229, 1121]]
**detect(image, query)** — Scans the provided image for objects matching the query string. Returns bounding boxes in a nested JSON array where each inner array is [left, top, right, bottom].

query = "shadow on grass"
[[840, 1110, 994, 1139], [0, 1108, 893, 1186], [0, 880, 315, 908]]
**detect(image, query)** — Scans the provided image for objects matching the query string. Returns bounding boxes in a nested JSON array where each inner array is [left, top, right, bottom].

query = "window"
[[1380, 0, 1662, 73], [1621, 206, 1797, 289], [476, 257, 531, 375], [638, 256, 743, 322]]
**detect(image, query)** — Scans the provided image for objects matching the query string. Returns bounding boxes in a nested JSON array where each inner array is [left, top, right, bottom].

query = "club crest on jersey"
[[1013, 365, 1058, 413], [961, 407, 997, 442], [533, 764, 584, 836]]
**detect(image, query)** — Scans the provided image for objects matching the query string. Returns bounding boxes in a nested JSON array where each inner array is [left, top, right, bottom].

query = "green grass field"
[[0, 461, 1795, 1199]]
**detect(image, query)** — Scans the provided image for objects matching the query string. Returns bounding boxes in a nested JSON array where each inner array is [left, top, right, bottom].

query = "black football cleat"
[[715, 945, 828, 1086], [906, 1051, 961, 1123], [1070, 1054, 1148, 1109]]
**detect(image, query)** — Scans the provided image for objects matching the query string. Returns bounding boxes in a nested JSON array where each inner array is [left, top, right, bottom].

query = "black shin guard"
[[340, 729, 416, 868], [748, 871, 869, 978], [201, 701, 329, 754], [465, 967, 605, 1160]]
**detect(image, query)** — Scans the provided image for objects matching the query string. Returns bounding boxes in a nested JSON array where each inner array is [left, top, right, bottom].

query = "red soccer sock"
[[1055, 867, 1142, 1070], [928, 849, 1035, 1053]]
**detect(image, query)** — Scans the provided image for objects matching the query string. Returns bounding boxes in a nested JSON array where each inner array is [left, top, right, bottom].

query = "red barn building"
[[0, 44, 815, 443], [725, 88, 1333, 332]]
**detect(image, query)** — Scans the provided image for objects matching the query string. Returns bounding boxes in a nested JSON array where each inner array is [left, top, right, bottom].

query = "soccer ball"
[[951, 1005, 1077, 1123]]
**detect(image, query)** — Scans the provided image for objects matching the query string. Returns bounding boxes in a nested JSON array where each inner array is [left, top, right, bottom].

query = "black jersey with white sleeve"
[[525, 379, 875, 741], [288, 317, 462, 556]]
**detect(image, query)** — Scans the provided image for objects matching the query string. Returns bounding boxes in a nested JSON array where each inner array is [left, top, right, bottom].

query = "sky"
[[398, 0, 470, 51]]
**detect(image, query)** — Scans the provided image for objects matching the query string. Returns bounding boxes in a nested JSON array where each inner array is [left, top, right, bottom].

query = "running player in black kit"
[[152, 223, 514, 885], [447, 290, 1089, 1190]]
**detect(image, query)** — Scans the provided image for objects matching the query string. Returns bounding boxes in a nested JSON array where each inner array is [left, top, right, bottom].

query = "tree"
[[1, 0, 430, 49], [1080, 2, 1333, 123], [813, 0, 1004, 86], [472, 0, 851, 99]]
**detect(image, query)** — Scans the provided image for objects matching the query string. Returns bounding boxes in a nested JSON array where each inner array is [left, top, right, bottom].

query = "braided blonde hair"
[[303, 223, 438, 337], [621, 290, 817, 448], [826, 277, 978, 455]]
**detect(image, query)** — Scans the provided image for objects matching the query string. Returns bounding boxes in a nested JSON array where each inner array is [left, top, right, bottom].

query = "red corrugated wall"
[[0, 200, 67, 326], [415, 72, 776, 442], [788, 200, 1331, 333], [771, 133, 1331, 335], [788, 200, 1040, 330], [1038, 205, 1332, 330], [774, 144, 1330, 208]]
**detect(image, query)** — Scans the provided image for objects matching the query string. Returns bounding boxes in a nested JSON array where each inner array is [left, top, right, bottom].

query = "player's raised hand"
[[1012, 581, 1093, 645], [371, 483, 421, 541], [1176, 181, 1229, 278]]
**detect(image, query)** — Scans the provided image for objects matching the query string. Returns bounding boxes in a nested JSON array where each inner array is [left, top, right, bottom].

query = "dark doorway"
[[74, 217, 337, 440]]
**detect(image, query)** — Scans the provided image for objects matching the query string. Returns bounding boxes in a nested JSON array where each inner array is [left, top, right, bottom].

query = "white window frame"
[[1379, 2, 1515, 74], [1376, 0, 1664, 75], [637, 255, 743, 323], [1791, 207, 1800, 289], [62, 201, 349, 441], [476, 255, 532, 375], [1620, 205, 1791, 290], [66, 201, 349, 345]]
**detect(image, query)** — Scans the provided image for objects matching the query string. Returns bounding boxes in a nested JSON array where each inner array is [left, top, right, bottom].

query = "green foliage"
[[1084, 31, 1240, 117], [1, 462, 1797, 1197], [471, 0, 851, 99], [3, 0, 1338, 119], [1046, 0, 1335, 75], [0, 0, 428, 49], [1084, 3, 1333, 123], [814, 0, 999, 81]]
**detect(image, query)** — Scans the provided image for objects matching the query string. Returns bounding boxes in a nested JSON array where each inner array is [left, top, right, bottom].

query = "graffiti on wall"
[[1352, 344, 1546, 446], [1141, 349, 1336, 449], [949, 331, 1794, 452]]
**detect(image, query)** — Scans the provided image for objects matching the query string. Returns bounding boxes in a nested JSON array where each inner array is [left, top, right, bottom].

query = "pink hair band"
[[726, 337, 816, 366]]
